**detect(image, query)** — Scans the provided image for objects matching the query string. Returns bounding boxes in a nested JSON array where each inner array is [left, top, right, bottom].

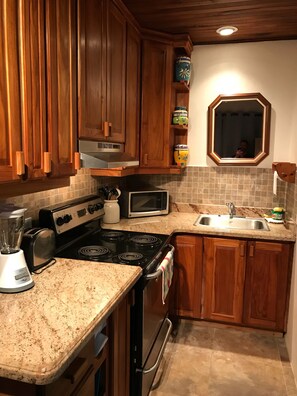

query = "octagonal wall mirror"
[[207, 93, 271, 166]]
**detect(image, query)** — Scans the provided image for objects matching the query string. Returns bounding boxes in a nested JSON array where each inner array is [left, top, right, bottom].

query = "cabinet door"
[[46, 0, 77, 177], [18, 0, 47, 180], [78, 0, 106, 140], [0, 0, 22, 182], [172, 235, 203, 318], [124, 22, 140, 159], [140, 40, 173, 167], [106, 1, 126, 143], [108, 292, 131, 396], [243, 241, 292, 331], [203, 237, 246, 324]]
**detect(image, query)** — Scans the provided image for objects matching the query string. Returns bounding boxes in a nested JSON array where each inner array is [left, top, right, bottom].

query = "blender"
[[0, 204, 34, 293]]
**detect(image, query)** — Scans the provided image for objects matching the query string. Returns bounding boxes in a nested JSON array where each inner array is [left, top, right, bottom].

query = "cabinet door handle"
[[103, 121, 110, 137], [64, 356, 90, 384], [44, 152, 52, 174], [16, 151, 25, 176], [249, 244, 254, 257], [240, 243, 245, 257], [143, 153, 148, 165], [74, 152, 81, 170]]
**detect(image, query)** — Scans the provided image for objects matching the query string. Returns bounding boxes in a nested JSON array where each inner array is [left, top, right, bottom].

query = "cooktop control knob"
[[88, 204, 95, 214], [95, 203, 103, 211], [56, 216, 64, 226], [63, 214, 72, 223]]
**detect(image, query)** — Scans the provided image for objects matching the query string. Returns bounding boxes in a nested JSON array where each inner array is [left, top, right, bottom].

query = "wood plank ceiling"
[[122, 0, 297, 45]]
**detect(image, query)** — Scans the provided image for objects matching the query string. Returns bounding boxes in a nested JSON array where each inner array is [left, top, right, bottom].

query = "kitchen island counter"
[[102, 209, 296, 242], [0, 258, 141, 385]]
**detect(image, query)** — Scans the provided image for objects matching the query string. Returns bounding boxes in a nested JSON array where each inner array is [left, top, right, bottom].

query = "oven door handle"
[[142, 318, 172, 375], [143, 244, 175, 280]]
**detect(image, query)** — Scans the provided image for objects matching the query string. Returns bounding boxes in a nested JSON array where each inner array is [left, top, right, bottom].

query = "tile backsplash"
[[130, 166, 287, 209], [1, 166, 296, 223]]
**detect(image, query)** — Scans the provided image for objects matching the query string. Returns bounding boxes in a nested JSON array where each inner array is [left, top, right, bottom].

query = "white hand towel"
[[158, 250, 174, 305]]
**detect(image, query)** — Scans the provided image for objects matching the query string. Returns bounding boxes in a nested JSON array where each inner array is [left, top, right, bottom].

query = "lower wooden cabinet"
[[243, 241, 292, 331], [172, 234, 203, 318], [203, 237, 246, 324], [171, 235, 293, 332]]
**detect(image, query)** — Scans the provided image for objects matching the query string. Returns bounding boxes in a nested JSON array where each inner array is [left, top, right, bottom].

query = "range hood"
[[79, 140, 139, 169]]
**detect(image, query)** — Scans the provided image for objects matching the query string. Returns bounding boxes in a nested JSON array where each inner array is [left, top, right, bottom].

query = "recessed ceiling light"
[[216, 26, 238, 36]]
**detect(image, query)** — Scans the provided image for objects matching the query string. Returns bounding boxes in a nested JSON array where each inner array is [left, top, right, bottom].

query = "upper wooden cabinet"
[[243, 241, 293, 331], [46, 0, 78, 177], [203, 237, 247, 324], [139, 33, 192, 174], [0, 0, 23, 182], [140, 39, 173, 168], [0, 0, 77, 184], [78, 0, 126, 143]]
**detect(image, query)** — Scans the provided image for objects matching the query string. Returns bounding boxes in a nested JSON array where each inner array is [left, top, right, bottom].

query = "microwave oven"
[[119, 187, 169, 218]]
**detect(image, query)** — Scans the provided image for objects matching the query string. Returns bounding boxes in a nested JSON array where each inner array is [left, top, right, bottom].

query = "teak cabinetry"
[[173, 234, 293, 332], [139, 33, 192, 174], [0, 0, 77, 185], [172, 234, 203, 318], [78, 0, 127, 143]]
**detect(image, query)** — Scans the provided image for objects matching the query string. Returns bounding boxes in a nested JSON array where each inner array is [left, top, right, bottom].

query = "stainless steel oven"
[[38, 195, 174, 396]]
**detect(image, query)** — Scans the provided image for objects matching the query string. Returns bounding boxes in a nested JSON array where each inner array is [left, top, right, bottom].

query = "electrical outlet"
[[24, 217, 32, 230]]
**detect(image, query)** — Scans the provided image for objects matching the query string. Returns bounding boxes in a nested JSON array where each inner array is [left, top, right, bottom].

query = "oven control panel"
[[39, 195, 104, 234]]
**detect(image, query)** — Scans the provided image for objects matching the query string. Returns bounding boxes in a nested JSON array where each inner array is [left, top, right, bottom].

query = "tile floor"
[[150, 320, 297, 396]]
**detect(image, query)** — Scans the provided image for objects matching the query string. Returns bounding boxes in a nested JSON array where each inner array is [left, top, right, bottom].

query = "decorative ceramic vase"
[[175, 56, 191, 84], [174, 144, 189, 167], [103, 200, 120, 224], [172, 106, 188, 125]]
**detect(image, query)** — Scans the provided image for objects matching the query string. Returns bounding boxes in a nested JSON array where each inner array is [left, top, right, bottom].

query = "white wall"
[[285, 95, 297, 378], [188, 40, 297, 167]]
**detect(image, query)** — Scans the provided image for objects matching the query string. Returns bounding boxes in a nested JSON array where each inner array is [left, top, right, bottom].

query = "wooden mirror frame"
[[207, 93, 271, 166]]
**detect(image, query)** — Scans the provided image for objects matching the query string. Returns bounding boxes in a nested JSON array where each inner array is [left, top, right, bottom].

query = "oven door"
[[134, 245, 174, 396]]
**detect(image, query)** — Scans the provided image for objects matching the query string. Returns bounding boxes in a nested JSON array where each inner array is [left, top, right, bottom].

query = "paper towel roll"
[[273, 170, 281, 195]]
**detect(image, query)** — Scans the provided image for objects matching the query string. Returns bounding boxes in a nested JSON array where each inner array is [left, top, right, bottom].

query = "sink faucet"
[[226, 202, 236, 219]]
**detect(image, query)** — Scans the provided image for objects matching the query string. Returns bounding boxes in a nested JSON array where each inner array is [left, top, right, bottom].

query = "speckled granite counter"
[[102, 205, 296, 242], [0, 259, 141, 385]]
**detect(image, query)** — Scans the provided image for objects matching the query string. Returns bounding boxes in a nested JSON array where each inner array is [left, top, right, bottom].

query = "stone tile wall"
[[132, 167, 287, 211]]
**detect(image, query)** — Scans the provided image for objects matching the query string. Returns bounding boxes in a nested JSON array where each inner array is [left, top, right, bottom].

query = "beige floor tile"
[[149, 320, 297, 396]]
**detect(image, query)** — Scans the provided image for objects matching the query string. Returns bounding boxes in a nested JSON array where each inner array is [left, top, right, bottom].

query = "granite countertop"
[[102, 205, 296, 242], [0, 259, 141, 385]]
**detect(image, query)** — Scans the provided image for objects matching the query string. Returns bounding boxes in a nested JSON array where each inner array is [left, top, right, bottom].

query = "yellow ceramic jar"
[[174, 144, 189, 167]]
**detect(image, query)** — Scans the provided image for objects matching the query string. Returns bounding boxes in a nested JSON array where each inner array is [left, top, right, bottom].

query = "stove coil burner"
[[130, 234, 161, 247], [78, 245, 111, 259], [117, 252, 144, 264], [100, 231, 126, 241]]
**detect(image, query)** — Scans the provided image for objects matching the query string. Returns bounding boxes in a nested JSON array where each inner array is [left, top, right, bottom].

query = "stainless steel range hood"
[[79, 140, 139, 169]]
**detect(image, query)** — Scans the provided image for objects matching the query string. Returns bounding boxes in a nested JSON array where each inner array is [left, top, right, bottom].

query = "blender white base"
[[0, 250, 34, 293]]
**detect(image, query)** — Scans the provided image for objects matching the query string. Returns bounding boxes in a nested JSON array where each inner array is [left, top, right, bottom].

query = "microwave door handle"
[[143, 244, 175, 280], [141, 318, 172, 375]]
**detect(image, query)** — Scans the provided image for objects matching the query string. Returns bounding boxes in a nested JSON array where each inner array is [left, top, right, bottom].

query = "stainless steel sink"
[[194, 214, 270, 231]]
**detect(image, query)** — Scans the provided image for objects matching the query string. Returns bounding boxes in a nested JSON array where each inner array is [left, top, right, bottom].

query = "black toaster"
[[21, 228, 56, 271]]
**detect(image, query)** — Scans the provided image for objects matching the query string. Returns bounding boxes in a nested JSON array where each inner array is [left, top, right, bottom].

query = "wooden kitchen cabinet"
[[243, 241, 293, 332], [0, 0, 25, 182], [78, 0, 126, 143], [203, 237, 247, 324], [172, 234, 203, 318], [140, 38, 173, 168], [0, 0, 77, 185], [45, 0, 78, 177], [139, 33, 192, 174]]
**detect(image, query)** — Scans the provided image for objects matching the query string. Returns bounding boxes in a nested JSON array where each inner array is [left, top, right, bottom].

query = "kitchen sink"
[[194, 214, 270, 231]]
